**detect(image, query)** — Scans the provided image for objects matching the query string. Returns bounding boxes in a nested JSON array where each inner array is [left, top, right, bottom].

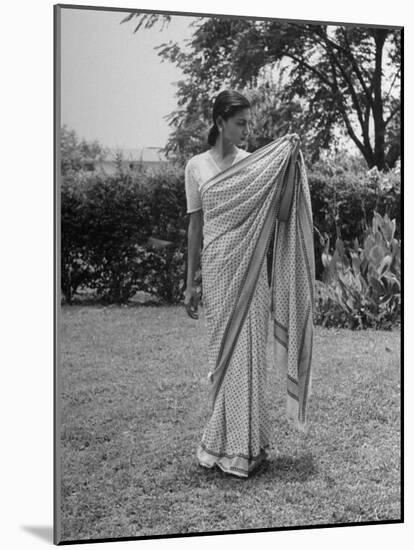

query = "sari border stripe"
[[298, 210, 315, 304], [298, 303, 311, 365], [274, 334, 288, 349], [197, 444, 269, 477], [287, 374, 298, 385], [275, 319, 288, 331], [300, 324, 313, 423], [287, 389, 300, 402], [199, 442, 265, 461], [210, 188, 279, 406], [274, 323, 288, 346], [297, 158, 313, 228], [200, 135, 292, 197]]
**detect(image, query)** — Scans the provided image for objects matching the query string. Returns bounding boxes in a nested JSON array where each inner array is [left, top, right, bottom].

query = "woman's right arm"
[[184, 210, 203, 319]]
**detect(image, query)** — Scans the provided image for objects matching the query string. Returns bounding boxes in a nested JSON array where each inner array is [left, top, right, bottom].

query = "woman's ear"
[[216, 115, 224, 132]]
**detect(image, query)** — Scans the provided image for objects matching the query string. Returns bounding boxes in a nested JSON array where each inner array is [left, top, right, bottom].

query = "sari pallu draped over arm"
[[199, 134, 315, 433]]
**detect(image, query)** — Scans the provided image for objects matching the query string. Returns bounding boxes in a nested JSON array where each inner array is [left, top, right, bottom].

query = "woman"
[[184, 90, 315, 478]]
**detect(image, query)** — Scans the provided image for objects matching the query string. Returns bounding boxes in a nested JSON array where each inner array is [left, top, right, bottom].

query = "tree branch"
[[328, 53, 371, 160], [339, 29, 374, 108], [282, 52, 334, 88], [384, 67, 401, 103], [294, 25, 375, 117], [307, 27, 374, 125], [323, 39, 371, 147], [384, 105, 400, 126]]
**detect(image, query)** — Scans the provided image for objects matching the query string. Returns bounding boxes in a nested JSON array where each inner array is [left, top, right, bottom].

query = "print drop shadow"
[[20, 525, 53, 543]]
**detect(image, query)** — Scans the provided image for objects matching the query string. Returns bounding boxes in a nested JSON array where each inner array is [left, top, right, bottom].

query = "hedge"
[[61, 160, 400, 310]]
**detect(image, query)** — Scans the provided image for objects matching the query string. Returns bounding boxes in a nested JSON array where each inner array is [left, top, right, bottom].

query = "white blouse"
[[185, 148, 251, 214]]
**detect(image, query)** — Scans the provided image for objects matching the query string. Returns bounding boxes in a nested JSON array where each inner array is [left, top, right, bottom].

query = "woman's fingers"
[[184, 296, 199, 319], [185, 303, 199, 319]]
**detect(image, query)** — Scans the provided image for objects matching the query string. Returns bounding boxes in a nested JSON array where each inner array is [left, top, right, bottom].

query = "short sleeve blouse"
[[185, 160, 203, 214], [185, 148, 250, 214]]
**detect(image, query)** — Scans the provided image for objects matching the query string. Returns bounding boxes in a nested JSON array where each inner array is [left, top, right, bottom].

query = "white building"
[[95, 147, 169, 175]]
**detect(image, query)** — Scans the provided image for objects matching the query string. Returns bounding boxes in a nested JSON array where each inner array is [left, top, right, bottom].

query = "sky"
[[60, 7, 399, 156], [60, 7, 195, 150]]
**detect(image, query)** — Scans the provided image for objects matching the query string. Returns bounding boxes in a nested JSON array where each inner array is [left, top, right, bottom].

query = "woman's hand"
[[184, 286, 200, 320]]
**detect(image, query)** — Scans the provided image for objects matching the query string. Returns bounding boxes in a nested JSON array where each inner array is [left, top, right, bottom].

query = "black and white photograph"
[[54, 2, 402, 545]]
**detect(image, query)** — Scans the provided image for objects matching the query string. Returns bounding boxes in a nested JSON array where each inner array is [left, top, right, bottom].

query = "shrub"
[[61, 171, 151, 302], [314, 211, 400, 330], [61, 173, 96, 302], [137, 243, 187, 304], [61, 152, 400, 312], [308, 159, 400, 280], [144, 166, 187, 242], [61, 165, 188, 304]]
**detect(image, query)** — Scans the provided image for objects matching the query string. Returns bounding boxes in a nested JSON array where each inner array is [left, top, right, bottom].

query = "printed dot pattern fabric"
[[187, 136, 315, 477], [184, 149, 250, 214], [271, 150, 315, 426], [197, 140, 289, 477], [197, 261, 272, 477]]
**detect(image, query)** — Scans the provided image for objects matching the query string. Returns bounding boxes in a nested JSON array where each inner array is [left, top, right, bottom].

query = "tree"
[[60, 125, 108, 175], [122, 13, 401, 169]]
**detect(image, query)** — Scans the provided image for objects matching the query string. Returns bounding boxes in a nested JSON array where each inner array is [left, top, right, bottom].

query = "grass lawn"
[[59, 304, 401, 542]]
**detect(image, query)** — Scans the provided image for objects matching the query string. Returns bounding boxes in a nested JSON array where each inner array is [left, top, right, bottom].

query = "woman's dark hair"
[[207, 90, 251, 146]]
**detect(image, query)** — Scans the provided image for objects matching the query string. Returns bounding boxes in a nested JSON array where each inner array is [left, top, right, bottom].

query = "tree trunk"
[[385, 137, 401, 169], [372, 29, 388, 169]]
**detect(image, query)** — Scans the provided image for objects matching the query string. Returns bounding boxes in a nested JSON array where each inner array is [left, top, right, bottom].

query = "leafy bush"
[[308, 157, 400, 279], [144, 166, 188, 241], [314, 211, 400, 330], [61, 149, 400, 314], [136, 243, 187, 303], [61, 165, 188, 304], [61, 173, 96, 302]]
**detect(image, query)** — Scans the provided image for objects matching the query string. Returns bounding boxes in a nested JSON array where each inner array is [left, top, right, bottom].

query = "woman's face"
[[220, 108, 252, 147]]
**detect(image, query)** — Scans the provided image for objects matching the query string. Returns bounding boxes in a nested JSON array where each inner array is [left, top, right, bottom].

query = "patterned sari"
[[196, 134, 315, 477]]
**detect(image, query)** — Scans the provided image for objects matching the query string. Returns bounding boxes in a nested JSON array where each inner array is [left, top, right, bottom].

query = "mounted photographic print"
[[54, 3, 403, 545]]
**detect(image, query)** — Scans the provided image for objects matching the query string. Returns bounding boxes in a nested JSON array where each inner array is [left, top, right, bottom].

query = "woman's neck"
[[210, 136, 238, 160]]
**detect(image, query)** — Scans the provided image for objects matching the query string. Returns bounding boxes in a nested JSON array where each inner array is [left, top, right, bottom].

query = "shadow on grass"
[[184, 452, 316, 484], [259, 453, 317, 481]]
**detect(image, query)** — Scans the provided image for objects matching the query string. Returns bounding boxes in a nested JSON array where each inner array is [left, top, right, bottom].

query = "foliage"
[[61, 125, 108, 176], [243, 76, 303, 152], [314, 211, 401, 330], [309, 155, 400, 279], [61, 149, 400, 309], [144, 166, 188, 241], [122, 14, 401, 169], [61, 164, 188, 304], [61, 171, 150, 302], [60, 113, 400, 316], [61, 173, 95, 303], [135, 244, 187, 303]]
